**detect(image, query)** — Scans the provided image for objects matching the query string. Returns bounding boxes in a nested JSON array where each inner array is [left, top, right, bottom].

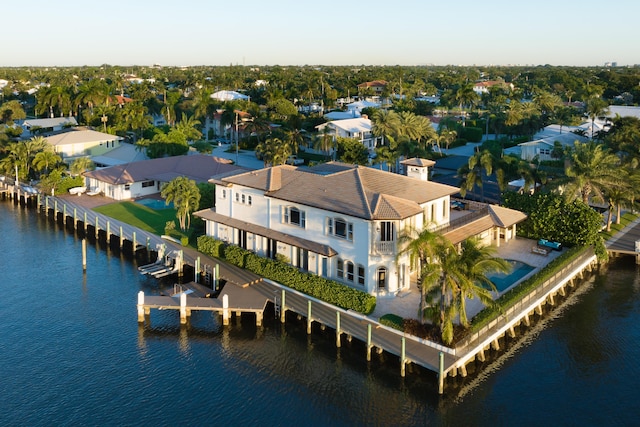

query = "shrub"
[[459, 126, 483, 142], [380, 314, 404, 331], [197, 235, 377, 314]]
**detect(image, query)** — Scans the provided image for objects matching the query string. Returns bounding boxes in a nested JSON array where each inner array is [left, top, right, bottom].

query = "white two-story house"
[[316, 118, 379, 156], [196, 161, 527, 298]]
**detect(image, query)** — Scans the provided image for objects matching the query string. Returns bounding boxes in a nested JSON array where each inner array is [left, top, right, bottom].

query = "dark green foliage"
[[197, 236, 377, 314], [196, 182, 215, 210], [502, 192, 603, 247], [335, 137, 369, 165], [459, 126, 483, 142], [380, 313, 404, 331]]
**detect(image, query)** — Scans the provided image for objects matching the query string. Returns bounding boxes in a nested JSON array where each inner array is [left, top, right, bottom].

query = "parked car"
[[285, 155, 304, 166]]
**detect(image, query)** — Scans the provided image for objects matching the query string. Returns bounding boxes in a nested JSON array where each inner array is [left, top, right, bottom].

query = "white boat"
[[68, 186, 87, 195]]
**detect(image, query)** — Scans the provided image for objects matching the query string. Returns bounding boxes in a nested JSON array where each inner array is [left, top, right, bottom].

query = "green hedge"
[[380, 313, 404, 331], [469, 245, 590, 332], [197, 235, 377, 314]]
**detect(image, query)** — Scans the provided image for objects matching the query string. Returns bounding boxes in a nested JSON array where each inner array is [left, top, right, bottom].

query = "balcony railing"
[[375, 240, 395, 255]]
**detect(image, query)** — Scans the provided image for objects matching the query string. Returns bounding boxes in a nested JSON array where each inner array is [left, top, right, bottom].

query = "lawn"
[[94, 201, 177, 235]]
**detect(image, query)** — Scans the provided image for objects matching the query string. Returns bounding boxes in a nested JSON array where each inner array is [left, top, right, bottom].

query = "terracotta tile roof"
[[194, 209, 338, 257], [84, 154, 248, 185], [221, 162, 459, 220], [357, 80, 388, 88]]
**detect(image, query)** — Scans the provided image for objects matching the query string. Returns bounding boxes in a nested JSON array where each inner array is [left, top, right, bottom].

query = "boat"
[[68, 186, 87, 196]]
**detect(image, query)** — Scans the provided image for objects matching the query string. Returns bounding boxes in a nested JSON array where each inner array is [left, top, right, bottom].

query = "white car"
[[285, 156, 304, 166]]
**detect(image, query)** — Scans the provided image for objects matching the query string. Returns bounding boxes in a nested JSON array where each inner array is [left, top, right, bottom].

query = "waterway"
[[1, 200, 640, 426]]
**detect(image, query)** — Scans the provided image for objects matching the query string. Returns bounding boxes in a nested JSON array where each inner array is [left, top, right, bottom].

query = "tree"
[[32, 149, 62, 176], [175, 113, 202, 141], [313, 126, 335, 161], [561, 141, 620, 204], [371, 109, 400, 148], [70, 157, 95, 176], [161, 176, 201, 232], [584, 97, 608, 139], [335, 137, 369, 165], [0, 100, 26, 123], [459, 149, 497, 202]]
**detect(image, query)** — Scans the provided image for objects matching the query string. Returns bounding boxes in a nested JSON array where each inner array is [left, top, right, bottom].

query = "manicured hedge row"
[[469, 245, 590, 332], [197, 236, 377, 315]]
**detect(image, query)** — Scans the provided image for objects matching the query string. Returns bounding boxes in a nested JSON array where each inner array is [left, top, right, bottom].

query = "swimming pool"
[[487, 259, 534, 293], [136, 198, 173, 210]]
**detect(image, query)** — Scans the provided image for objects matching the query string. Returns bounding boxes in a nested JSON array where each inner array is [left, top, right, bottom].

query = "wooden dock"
[[606, 216, 640, 262]]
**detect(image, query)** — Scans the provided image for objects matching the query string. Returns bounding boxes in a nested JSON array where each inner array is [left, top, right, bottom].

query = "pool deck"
[[372, 237, 565, 321]]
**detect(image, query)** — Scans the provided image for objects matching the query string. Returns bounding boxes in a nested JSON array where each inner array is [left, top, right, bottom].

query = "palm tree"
[[32, 149, 61, 176], [70, 157, 95, 176], [313, 126, 335, 161], [584, 97, 609, 139], [175, 113, 202, 142], [397, 225, 446, 323], [459, 149, 497, 202], [161, 176, 201, 232], [371, 109, 400, 148], [560, 141, 620, 204], [454, 83, 479, 125], [422, 237, 509, 344]]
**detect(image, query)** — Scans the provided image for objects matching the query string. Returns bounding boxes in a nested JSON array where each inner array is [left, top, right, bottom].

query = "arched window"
[[346, 261, 354, 282], [357, 264, 365, 286]]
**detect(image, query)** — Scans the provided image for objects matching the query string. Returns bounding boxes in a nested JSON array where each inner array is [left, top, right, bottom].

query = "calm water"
[[1, 201, 640, 426]]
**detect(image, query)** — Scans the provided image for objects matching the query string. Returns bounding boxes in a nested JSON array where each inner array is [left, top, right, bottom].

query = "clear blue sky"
[[2, 0, 638, 67]]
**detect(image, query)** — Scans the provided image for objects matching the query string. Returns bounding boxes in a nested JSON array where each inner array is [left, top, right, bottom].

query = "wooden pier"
[[606, 216, 640, 263]]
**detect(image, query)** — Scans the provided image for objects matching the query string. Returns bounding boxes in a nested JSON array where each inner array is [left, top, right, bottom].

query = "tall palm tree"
[[32, 149, 61, 176], [423, 237, 509, 344], [584, 97, 609, 139], [313, 126, 335, 161], [459, 149, 497, 202], [371, 109, 400, 148], [161, 176, 201, 232], [175, 113, 202, 141], [561, 141, 621, 204], [454, 83, 479, 125], [70, 157, 95, 176]]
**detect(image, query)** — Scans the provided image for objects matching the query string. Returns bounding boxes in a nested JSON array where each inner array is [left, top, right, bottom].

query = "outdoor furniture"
[[532, 245, 550, 256], [538, 239, 562, 251], [451, 200, 465, 211]]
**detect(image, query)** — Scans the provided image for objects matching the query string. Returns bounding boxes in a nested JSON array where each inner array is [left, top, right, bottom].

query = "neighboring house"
[[209, 109, 252, 141], [316, 118, 379, 155], [195, 162, 526, 297], [211, 90, 250, 102], [517, 124, 591, 161], [44, 128, 123, 163], [357, 80, 387, 95], [90, 143, 149, 168], [20, 116, 78, 137], [473, 80, 514, 96], [83, 154, 247, 200], [606, 105, 640, 120], [346, 100, 380, 117], [151, 113, 166, 127]]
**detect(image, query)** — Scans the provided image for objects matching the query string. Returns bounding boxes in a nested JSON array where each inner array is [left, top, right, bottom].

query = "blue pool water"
[[488, 259, 534, 292], [136, 198, 173, 210]]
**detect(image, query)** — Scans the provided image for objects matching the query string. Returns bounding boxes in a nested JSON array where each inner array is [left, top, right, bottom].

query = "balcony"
[[375, 240, 395, 255]]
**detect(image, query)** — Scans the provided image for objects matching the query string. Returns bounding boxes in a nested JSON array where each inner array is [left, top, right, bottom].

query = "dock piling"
[[137, 291, 145, 323], [82, 238, 87, 272], [336, 311, 341, 348]]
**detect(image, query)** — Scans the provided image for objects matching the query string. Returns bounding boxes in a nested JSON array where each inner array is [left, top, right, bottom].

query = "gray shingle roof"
[[84, 154, 248, 185], [222, 162, 459, 220]]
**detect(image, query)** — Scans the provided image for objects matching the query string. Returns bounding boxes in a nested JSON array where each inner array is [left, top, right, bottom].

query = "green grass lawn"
[[600, 212, 639, 241], [94, 201, 178, 235]]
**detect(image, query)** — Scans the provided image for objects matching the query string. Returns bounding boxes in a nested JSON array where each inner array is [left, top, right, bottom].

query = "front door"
[[377, 268, 387, 290]]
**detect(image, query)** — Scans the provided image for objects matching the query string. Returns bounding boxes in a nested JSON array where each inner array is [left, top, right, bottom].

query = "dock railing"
[[454, 247, 596, 355]]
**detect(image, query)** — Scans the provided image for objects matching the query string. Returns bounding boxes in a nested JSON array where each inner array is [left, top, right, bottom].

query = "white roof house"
[[211, 90, 250, 101], [517, 123, 593, 161], [607, 105, 640, 120], [20, 116, 78, 137], [316, 118, 379, 154], [346, 100, 380, 116], [44, 129, 123, 163]]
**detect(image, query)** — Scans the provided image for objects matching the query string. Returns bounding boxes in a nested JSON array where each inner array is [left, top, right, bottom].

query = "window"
[[221, 189, 226, 199], [235, 192, 252, 205], [124, 184, 130, 190], [235, 193, 240, 202], [380, 221, 394, 241], [284, 206, 306, 228], [337, 258, 344, 279], [248, 196, 252, 206], [142, 180, 154, 188], [357, 265, 365, 286], [328, 217, 353, 241], [241, 194, 246, 204], [346, 261, 354, 282]]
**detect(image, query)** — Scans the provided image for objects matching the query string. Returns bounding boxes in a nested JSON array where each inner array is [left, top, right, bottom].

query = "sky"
[[2, 0, 638, 67]]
